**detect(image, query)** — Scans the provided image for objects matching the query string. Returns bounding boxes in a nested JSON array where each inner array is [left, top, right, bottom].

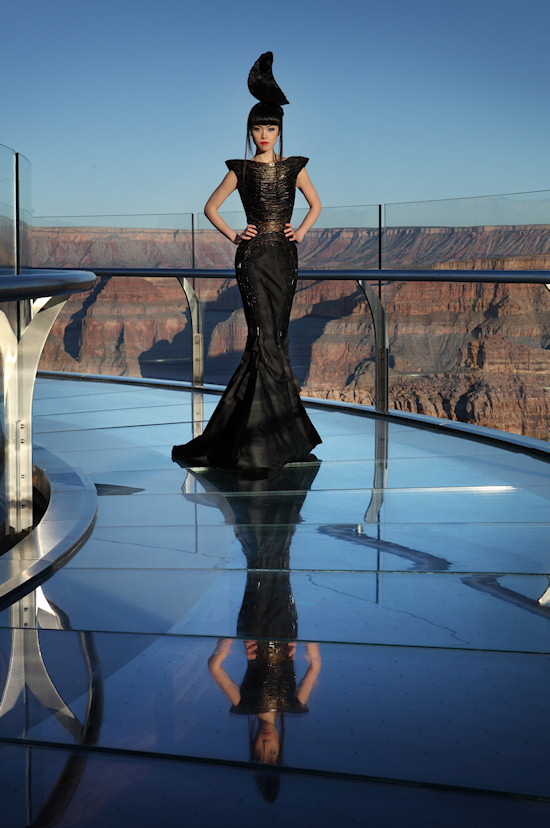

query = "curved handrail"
[[0, 269, 97, 301], [84, 266, 550, 284]]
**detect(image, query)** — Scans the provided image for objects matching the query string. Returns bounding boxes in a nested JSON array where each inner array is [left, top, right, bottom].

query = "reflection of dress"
[[185, 461, 320, 715], [172, 157, 321, 473]]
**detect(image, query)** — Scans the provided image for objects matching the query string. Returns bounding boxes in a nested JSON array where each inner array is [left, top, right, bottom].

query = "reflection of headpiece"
[[248, 52, 289, 106]]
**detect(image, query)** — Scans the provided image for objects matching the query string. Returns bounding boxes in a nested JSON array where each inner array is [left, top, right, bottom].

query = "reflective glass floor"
[[1, 376, 549, 826]]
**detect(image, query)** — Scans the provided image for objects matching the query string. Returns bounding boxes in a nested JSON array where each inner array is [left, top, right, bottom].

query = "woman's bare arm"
[[204, 171, 257, 244], [296, 642, 322, 705], [285, 168, 322, 244], [208, 638, 241, 706]]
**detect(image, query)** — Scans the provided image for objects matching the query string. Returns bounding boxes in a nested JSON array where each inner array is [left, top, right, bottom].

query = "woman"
[[172, 52, 322, 475]]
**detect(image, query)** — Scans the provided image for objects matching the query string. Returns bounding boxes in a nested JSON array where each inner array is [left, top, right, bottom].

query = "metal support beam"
[[358, 280, 389, 412], [177, 276, 204, 386], [0, 589, 81, 739], [0, 295, 68, 535]]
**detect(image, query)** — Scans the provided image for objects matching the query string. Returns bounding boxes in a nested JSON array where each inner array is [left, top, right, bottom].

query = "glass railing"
[[383, 190, 550, 269], [33, 191, 550, 442], [379, 191, 550, 440], [0, 144, 16, 273], [0, 144, 32, 274], [17, 153, 32, 271], [33, 212, 194, 269], [195, 204, 381, 270]]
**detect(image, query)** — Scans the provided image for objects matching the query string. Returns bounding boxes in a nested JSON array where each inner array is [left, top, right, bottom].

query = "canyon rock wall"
[[34, 223, 550, 440]]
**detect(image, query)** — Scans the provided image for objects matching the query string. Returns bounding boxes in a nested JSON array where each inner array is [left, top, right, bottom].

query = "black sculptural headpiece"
[[245, 52, 289, 160], [248, 51, 289, 106]]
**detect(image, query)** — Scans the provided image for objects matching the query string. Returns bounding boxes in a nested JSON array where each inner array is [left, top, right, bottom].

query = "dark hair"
[[254, 771, 281, 803], [246, 101, 284, 160]]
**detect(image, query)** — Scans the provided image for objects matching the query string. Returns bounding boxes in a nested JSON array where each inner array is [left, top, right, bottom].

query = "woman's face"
[[251, 124, 279, 155], [254, 721, 280, 764]]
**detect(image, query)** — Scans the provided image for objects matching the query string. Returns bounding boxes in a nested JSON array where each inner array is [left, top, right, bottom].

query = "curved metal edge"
[[0, 447, 98, 610]]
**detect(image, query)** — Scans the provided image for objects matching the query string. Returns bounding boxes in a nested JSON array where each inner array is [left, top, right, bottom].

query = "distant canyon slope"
[[34, 223, 550, 440]]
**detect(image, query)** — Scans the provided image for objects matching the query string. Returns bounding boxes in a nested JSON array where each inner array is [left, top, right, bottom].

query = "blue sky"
[[2, 0, 549, 218]]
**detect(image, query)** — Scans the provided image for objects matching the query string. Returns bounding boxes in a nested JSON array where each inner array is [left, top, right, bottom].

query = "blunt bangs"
[[248, 102, 283, 129]]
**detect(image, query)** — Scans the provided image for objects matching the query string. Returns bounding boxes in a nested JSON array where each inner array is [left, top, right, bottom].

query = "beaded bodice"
[[225, 157, 308, 232]]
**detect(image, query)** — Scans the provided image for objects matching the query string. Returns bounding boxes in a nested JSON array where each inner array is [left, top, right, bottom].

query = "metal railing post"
[[177, 276, 204, 386], [0, 294, 69, 534], [358, 279, 389, 412]]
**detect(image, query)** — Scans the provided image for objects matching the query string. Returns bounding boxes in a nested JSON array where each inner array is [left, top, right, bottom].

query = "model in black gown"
[[172, 51, 322, 475], [172, 158, 321, 473]]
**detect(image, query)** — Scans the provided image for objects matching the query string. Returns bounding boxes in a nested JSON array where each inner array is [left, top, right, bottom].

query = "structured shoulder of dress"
[[292, 156, 309, 173], [225, 159, 243, 172]]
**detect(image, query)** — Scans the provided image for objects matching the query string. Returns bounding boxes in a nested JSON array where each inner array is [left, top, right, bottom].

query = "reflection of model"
[[209, 638, 321, 766], [184, 460, 322, 783], [172, 51, 321, 474]]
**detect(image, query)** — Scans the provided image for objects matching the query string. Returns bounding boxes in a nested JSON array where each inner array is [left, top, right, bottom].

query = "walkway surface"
[[1, 376, 549, 826]]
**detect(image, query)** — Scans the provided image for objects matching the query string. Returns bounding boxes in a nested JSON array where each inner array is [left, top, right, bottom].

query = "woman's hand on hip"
[[234, 224, 257, 244], [284, 223, 304, 244]]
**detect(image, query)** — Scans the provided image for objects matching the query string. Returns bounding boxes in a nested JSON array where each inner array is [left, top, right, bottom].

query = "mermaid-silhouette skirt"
[[172, 231, 321, 473]]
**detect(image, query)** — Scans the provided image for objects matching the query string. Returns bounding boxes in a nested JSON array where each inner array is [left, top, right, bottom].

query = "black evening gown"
[[172, 156, 321, 473]]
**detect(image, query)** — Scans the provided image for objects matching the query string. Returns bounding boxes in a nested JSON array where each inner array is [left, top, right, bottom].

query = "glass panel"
[[381, 192, 550, 440], [292, 203, 380, 270], [0, 145, 15, 547], [38, 276, 193, 382], [383, 189, 550, 269], [16, 152, 32, 271], [0, 143, 15, 273], [32, 213, 194, 269], [196, 204, 381, 270]]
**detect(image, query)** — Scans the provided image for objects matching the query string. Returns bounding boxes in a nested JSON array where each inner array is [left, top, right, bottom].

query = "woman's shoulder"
[[225, 159, 243, 172]]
